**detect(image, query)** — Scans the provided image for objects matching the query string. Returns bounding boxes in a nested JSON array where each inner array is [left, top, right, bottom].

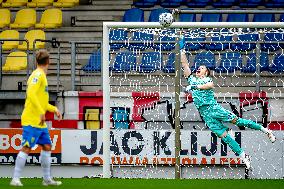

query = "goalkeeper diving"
[[179, 36, 276, 169]]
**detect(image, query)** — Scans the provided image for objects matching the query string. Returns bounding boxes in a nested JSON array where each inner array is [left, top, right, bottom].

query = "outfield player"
[[179, 37, 276, 169], [10, 50, 62, 186]]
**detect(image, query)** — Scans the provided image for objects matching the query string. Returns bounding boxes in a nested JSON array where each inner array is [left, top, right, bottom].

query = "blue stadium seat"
[[154, 30, 175, 51], [109, 29, 127, 50], [201, 13, 222, 22], [134, 0, 158, 8], [138, 52, 162, 73], [227, 13, 248, 22], [266, 0, 284, 8], [192, 51, 216, 71], [205, 35, 232, 51], [242, 53, 269, 73], [160, 0, 184, 8], [253, 14, 275, 22], [212, 0, 238, 7], [261, 33, 284, 52], [128, 31, 154, 50], [280, 14, 284, 22], [184, 35, 205, 51], [216, 52, 242, 73], [112, 108, 129, 129], [82, 50, 101, 72], [231, 34, 259, 51], [163, 53, 175, 73], [270, 54, 284, 73], [186, 0, 212, 7], [149, 8, 170, 22], [123, 8, 144, 22], [239, 0, 263, 7], [112, 52, 136, 72], [179, 10, 196, 22]]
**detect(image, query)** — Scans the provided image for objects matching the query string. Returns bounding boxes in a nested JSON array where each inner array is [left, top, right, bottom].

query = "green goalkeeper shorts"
[[199, 103, 237, 137]]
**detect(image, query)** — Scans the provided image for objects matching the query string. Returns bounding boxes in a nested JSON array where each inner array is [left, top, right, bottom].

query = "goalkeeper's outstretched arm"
[[181, 50, 191, 78]]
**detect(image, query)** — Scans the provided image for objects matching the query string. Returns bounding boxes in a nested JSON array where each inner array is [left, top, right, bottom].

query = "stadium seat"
[[227, 13, 249, 22], [10, 9, 36, 29], [192, 51, 216, 71], [134, 0, 158, 8], [112, 108, 129, 129], [184, 35, 205, 51], [280, 14, 284, 22], [231, 33, 259, 51], [201, 13, 222, 22], [239, 0, 263, 7], [242, 53, 269, 73], [179, 10, 196, 22], [18, 30, 45, 50], [128, 31, 154, 50], [35, 9, 62, 29], [253, 14, 275, 22], [0, 30, 19, 51], [85, 109, 100, 130], [154, 30, 175, 51], [109, 29, 127, 50], [160, 0, 184, 8], [27, 0, 53, 7], [162, 53, 175, 73], [148, 8, 170, 22], [112, 52, 136, 72], [53, 0, 78, 8], [186, 0, 212, 8], [2, 51, 27, 72], [270, 54, 284, 73], [212, 0, 238, 7], [1, 0, 27, 7], [261, 33, 284, 52], [0, 9, 10, 28], [123, 8, 144, 22], [138, 52, 162, 73], [266, 0, 284, 7], [215, 52, 242, 73], [82, 50, 101, 72], [205, 35, 232, 51]]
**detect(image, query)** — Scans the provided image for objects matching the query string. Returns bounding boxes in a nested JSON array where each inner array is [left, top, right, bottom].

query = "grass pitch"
[[1, 178, 283, 189]]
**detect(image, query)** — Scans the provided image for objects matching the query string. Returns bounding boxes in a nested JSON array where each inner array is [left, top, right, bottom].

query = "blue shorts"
[[21, 126, 52, 148]]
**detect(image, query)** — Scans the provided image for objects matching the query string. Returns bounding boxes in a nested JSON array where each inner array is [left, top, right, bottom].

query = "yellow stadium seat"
[[2, 0, 28, 7], [2, 51, 27, 72], [0, 30, 19, 51], [0, 9, 10, 28], [18, 30, 45, 50], [35, 9, 62, 29], [10, 9, 36, 29], [85, 109, 100, 130], [27, 0, 53, 8], [53, 0, 77, 8]]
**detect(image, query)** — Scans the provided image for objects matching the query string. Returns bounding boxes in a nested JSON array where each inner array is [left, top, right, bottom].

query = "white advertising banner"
[[61, 130, 243, 165]]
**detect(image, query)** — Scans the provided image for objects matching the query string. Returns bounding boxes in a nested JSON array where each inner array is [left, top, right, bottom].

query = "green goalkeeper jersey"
[[187, 75, 217, 109]]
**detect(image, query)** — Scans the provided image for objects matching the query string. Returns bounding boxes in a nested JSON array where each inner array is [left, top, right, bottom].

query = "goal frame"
[[102, 22, 284, 179]]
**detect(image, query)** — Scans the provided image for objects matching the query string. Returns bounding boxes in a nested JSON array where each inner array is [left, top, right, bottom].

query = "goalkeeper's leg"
[[232, 117, 276, 143]]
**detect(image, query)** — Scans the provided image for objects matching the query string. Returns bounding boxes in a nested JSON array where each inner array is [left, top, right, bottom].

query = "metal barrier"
[[70, 41, 102, 91]]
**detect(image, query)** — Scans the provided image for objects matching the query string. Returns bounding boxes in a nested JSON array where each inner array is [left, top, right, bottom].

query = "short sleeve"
[[187, 75, 195, 85], [203, 77, 212, 83]]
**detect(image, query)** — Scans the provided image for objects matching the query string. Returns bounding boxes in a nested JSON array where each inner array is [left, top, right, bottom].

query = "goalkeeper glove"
[[179, 35, 185, 50], [184, 85, 198, 92]]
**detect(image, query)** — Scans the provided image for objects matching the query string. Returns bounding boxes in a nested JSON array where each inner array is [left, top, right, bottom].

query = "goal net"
[[102, 22, 284, 179]]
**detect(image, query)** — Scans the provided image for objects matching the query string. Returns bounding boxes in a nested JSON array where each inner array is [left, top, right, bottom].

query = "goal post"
[[102, 22, 284, 179]]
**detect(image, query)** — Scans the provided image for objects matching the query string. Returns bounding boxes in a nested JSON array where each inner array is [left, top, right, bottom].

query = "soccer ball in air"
[[159, 13, 174, 27]]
